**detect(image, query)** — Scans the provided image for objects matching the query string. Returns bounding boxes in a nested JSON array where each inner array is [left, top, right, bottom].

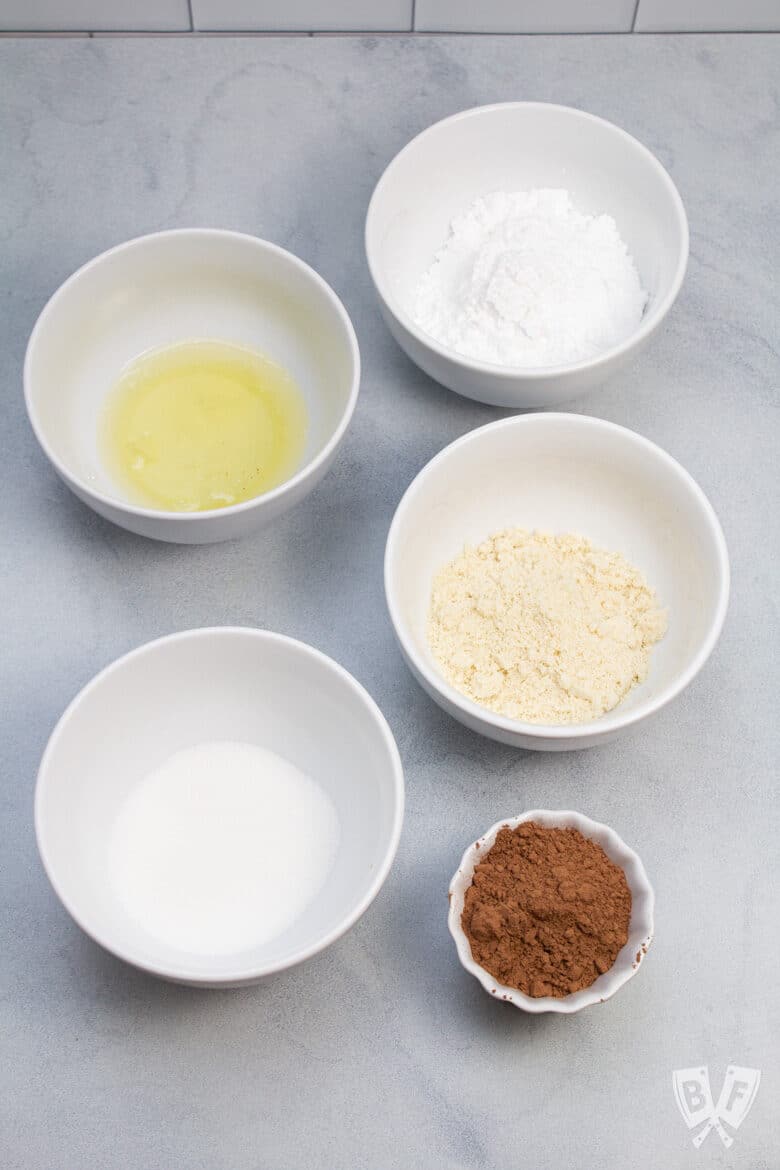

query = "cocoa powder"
[[461, 822, 631, 998]]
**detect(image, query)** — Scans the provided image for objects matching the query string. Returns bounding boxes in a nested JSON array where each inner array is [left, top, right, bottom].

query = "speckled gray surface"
[[1, 33, 778, 1169]]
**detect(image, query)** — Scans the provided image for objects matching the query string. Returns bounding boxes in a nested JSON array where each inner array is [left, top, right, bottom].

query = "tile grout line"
[[0, 27, 778, 37], [186, 0, 194, 33], [631, 0, 641, 32]]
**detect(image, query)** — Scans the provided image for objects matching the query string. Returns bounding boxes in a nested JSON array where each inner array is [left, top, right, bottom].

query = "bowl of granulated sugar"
[[366, 102, 688, 407], [448, 810, 654, 1013], [35, 627, 404, 986]]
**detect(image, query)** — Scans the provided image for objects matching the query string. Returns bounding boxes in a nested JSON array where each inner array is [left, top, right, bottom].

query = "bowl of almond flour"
[[384, 413, 729, 750], [365, 102, 688, 407]]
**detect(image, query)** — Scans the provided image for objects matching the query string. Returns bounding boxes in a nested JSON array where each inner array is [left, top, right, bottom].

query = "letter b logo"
[[683, 1078, 707, 1114]]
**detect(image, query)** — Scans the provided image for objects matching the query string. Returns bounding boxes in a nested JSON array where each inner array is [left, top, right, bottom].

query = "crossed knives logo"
[[672, 1065, 761, 1148]]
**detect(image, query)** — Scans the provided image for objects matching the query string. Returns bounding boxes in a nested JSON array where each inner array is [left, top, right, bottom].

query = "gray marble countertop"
[[1, 32, 778, 1170]]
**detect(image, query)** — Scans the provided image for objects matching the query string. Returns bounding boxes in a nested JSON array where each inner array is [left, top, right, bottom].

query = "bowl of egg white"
[[385, 413, 729, 750], [366, 102, 688, 408], [35, 628, 404, 985], [24, 229, 359, 543]]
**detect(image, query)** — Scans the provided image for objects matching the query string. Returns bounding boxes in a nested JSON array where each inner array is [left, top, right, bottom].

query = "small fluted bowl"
[[448, 809, 654, 1013]]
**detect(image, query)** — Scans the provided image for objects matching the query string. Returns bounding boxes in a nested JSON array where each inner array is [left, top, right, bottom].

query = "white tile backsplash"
[[191, 0, 412, 31], [635, 0, 780, 30], [0, 0, 774, 33], [0, 0, 190, 30], [414, 0, 636, 32]]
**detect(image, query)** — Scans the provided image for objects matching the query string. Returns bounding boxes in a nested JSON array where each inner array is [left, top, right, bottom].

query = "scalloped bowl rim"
[[448, 809, 654, 1013]]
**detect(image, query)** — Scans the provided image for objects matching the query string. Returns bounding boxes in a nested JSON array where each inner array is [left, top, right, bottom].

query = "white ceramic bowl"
[[385, 413, 729, 750], [448, 810, 654, 1013], [365, 102, 688, 408], [24, 229, 360, 543], [35, 628, 404, 986]]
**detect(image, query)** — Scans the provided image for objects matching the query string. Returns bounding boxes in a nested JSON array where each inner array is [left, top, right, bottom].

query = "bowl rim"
[[34, 626, 405, 984], [365, 100, 690, 379], [447, 809, 655, 1013], [384, 411, 730, 741], [23, 228, 361, 524]]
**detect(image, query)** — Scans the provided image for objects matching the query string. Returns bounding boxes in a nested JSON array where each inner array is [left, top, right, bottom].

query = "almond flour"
[[427, 528, 667, 724]]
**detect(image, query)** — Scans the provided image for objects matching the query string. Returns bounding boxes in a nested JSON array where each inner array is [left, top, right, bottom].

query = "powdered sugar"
[[413, 189, 647, 368]]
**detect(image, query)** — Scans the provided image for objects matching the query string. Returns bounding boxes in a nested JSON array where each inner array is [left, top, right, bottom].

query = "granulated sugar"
[[413, 189, 647, 368], [108, 741, 340, 954]]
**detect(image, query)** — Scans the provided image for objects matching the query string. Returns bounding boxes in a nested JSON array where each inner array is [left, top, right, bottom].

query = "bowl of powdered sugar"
[[366, 103, 688, 407], [385, 413, 729, 750]]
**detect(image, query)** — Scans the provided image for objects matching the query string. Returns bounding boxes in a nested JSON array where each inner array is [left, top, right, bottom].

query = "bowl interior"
[[368, 104, 686, 349], [36, 630, 402, 980], [387, 415, 726, 730], [26, 232, 356, 504]]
